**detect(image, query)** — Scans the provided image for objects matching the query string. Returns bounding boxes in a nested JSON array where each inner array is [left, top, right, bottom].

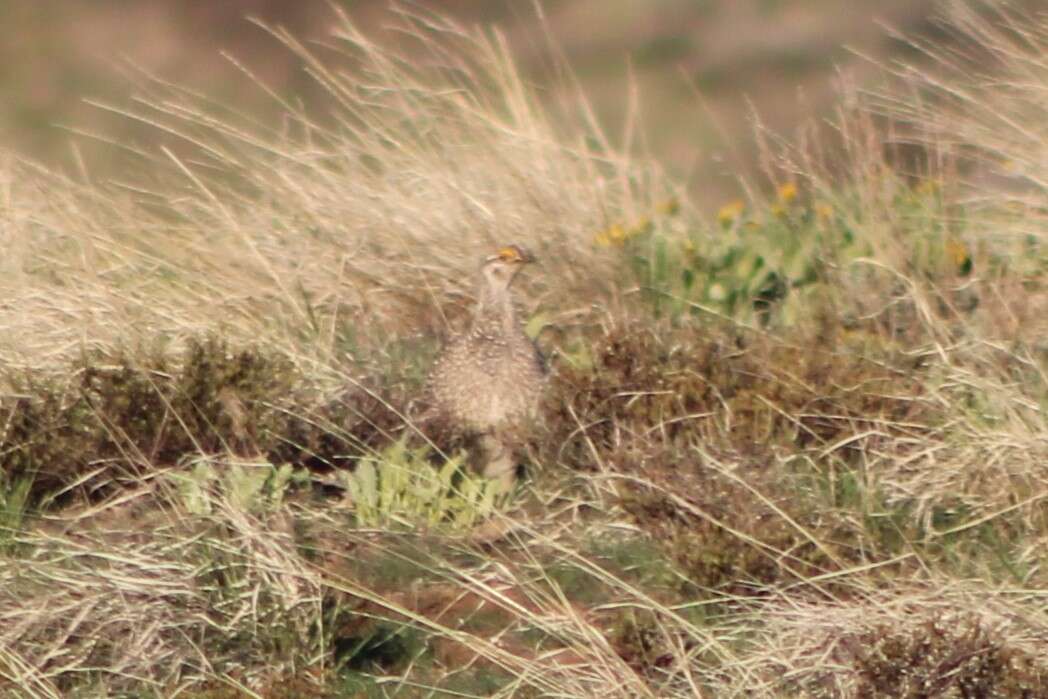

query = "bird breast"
[[430, 331, 544, 433]]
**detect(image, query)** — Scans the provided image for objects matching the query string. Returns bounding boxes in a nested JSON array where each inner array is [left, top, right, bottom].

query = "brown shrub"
[[618, 462, 873, 594], [540, 320, 934, 475], [848, 614, 1048, 699], [536, 320, 934, 593], [0, 338, 424, 505]]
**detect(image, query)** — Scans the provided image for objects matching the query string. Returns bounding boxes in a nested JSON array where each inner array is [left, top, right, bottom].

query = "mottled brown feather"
[[427, 244, 546, 478]]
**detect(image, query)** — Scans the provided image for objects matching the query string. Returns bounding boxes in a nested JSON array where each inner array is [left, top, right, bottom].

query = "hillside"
[[1, 0, 947, 207]]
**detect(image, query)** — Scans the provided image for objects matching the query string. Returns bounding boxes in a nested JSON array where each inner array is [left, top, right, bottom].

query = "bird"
[[427, 244, 546, 489]]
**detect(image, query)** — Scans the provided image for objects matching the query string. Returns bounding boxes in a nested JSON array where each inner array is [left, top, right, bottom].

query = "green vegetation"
[[2, 2, 1048, 697], [342, 441, 500, 531]]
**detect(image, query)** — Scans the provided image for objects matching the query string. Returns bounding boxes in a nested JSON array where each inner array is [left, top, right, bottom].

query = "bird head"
[[480, 244, 535, 292]]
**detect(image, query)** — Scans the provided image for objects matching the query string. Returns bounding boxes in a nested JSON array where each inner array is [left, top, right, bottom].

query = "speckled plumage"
[[428, 245, 546, 480]]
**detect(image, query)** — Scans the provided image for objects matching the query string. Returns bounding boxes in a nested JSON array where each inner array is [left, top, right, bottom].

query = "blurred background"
[[1, 0, 957, 207]]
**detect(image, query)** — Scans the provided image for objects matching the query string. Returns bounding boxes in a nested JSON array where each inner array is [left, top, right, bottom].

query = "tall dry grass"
[[866, 1, 1048, 528], [0, 6, 666, 377], [747, 1, 1048, 530]]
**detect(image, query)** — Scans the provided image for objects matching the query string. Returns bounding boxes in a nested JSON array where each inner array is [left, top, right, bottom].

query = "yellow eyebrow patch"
[[497, 246, 522, 261]]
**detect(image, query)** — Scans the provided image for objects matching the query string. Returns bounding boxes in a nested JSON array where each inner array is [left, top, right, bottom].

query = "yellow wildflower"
[[595, 223, 628, 247], [915, 179, 940, 196], [717, 199, 745, 227], [629, 217, 653, 237], [776, 182, 798, 204], [815, 201, 834, 222], [656, 197, 680, 217], [595, 216, 654, 247], [946, 237, 971, 272]]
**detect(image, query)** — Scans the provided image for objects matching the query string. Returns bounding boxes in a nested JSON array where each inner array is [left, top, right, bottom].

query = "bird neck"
[[473, 282, 518, 337]]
